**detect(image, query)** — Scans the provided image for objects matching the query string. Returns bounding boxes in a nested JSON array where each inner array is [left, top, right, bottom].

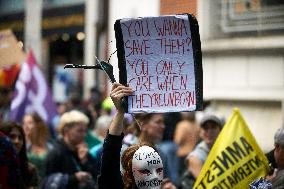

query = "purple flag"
[[9, 50, 58, 125]]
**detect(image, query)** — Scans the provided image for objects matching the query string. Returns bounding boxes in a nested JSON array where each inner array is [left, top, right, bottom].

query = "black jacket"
[[45, 139, 98, 189], [98, 133, 133, 189]]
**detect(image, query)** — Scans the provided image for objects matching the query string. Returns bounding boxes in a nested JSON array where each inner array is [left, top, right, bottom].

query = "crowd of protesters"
[[1, 85, 284, 189]]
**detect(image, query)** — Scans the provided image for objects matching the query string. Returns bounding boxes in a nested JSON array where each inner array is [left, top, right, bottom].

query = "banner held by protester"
[[9, 50, 58, 125], [114, 14, 202, 113], [0, 29, 26, 68], [0, 29, 26, 88], [193, 109, 270, 189]]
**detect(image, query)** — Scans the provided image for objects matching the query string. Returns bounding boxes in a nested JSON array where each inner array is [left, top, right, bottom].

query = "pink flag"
[[9, 50, 58, 124]]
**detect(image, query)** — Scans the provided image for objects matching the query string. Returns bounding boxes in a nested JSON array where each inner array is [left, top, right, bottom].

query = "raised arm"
[[98, 83, 133, 189]]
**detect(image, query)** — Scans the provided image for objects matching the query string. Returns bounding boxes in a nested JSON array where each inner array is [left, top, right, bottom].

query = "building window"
[[221, 0, 284, 33]]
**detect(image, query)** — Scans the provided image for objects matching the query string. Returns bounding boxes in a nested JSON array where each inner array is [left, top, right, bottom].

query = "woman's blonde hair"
[[58, 110, 89, 135]]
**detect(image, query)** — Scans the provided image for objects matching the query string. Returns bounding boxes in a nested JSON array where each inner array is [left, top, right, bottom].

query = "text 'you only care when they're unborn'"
[[121, 16, 196, 110]]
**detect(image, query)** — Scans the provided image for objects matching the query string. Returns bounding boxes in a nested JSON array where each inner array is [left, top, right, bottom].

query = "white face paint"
[[132, 146, 163, 189]]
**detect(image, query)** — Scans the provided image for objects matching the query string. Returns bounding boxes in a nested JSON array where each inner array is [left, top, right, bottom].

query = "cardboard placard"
[[115, 14, 202, 113], [0, 29, 26, 68]]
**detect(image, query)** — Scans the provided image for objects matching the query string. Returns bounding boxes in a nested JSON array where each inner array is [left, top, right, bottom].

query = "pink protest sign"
[[115, 14, 202, 113]]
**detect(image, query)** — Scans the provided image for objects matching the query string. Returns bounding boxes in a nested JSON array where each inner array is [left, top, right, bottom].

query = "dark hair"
[[0, 121, 30, 186], [121, 142, 157, 189]]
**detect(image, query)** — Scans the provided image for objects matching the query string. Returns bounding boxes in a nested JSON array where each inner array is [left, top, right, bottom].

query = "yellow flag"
[[193, 109, 270, 189]]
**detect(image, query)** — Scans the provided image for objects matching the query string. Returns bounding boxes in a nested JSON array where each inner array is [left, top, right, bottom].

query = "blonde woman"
[[45, 110, 98, 189]]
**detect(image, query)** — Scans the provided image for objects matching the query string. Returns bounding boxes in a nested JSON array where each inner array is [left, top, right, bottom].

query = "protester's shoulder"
[[28, 162, 40, 187], [277, 169, 284, 176], [176, 120, 189, 129], [186, 141, 208, 160], [46, 139, 65, 158], [192, 141, 208, 152], [272, 169, 284, 187], [28, 162, 38, 175], [90, 143, 103, 157], [90, 143, 102, 151]]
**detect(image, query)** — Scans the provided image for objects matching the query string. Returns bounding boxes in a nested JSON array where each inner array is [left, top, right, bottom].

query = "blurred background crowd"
[[1, 91, 283, 188]]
